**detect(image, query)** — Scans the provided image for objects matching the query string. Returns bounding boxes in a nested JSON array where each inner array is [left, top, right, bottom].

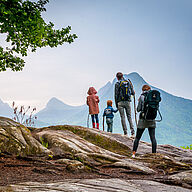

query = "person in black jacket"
[[132, 84, 157, 158]]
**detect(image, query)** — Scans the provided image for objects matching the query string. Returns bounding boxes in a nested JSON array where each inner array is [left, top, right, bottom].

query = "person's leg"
[[133, 128, 145, 153], [106, 118, 111, 132], [95, 114, 99, 129], [125, 101, 135, 136], [118, 102, 127, 135], [107, 123, 110, 132], [109, 121, 113, 133], [107, 118, 113, 133], [91, 115, 95, 128], [148, 128, 157, 153]]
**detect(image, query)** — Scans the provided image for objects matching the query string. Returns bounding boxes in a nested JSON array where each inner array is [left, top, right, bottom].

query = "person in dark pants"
[[132, 84, 157, 158]]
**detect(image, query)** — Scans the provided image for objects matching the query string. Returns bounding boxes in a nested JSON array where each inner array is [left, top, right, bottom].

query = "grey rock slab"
[[1, 178, 191, 192], [130, 179, 191, 192], [168, 170, 192, 185], [34, 129, 124, 159], [110, 159, 156, 174]]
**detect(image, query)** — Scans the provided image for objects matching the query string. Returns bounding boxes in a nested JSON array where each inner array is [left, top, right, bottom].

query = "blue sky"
[[0, 0, 191, 110]]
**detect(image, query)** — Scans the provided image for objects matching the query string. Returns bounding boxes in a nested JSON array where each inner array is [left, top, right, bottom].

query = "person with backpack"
[[132, 84, 161, 158], [103, 100, 118, 133], [87, 87, 100, 129], [115, 72, 135, 138]]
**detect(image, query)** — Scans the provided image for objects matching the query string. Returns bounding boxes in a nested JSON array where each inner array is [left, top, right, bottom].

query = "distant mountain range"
[[1, 72, 191, 147], [0, 99, 13, 118]]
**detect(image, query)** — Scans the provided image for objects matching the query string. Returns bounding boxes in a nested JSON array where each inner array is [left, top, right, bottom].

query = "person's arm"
[[137, 95, 144, 112], [103, 110, 106, 117], [86, 96, 89, 106], [97, 96, 100, 103], [129, 82, 135, 96], [114, 83, 119, 108], [112, 107, 118, 113]]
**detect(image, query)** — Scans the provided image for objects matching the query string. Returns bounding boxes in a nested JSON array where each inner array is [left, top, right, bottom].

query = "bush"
[[180, 145, 192, 150]]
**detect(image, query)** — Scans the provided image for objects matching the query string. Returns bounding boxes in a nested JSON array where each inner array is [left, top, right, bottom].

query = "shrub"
[[180, 145, 192, 150]]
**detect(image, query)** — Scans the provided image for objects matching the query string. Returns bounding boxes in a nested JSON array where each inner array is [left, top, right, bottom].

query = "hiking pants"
[[117, 101, 134, 135], [133, 128, 157, 153], [106, 118, 113, 133], [91, 114, 99, 123]]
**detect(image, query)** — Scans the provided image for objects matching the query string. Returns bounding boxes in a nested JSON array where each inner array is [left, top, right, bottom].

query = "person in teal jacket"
[[103, 100, 118, 132]]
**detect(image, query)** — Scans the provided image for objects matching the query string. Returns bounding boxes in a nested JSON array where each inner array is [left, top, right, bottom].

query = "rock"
[[55, 158, 86, 172], [0, 117, 50, 157], [108, 159, 156, 174], [168, 170, 192, 186], [31, 124, 192, 176], [136, 153, 191, 174], [0, 117, 192, 190], [1, 178, 191, 192]]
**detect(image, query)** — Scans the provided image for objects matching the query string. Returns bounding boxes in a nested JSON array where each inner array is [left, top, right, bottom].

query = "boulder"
[[0, 117, 50, 157]]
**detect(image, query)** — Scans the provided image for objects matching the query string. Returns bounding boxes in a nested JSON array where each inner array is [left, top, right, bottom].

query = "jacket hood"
[[87, 87, 97, 95]]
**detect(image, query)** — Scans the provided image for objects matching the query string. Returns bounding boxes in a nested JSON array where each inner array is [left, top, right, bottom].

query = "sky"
[[0, 0, 192, 111]]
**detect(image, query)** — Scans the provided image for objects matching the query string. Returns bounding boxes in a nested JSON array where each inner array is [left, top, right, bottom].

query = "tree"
[[0, 0, 77, 71]]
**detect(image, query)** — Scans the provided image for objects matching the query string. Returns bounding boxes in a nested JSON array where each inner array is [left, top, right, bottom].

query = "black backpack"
[[119, 80, 132, 101], [141, 90, 162, 121]]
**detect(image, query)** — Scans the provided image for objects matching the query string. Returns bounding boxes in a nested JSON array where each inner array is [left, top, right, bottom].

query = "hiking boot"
[[130, 134, 135, 139], [131, 154, 135, 158]]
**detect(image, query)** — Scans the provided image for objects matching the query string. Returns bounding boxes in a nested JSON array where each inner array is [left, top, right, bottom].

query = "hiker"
[[103, 100, 118, 133], [87, 87, 100, 129], [114, 72, 135, 138], [132, 85, 159, 158]]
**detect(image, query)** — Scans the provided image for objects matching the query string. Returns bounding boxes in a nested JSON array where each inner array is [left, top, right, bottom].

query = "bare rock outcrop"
[[1, 178, 192, 192], [0, 117, 192, 190], [0, 117, 50, 157]]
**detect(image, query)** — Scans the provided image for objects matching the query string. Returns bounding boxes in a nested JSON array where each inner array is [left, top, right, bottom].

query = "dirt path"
[[0, 155, 158, 186]]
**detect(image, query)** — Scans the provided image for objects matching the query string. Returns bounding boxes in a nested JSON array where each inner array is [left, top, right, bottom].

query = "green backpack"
[[142, 90, 162, 121]]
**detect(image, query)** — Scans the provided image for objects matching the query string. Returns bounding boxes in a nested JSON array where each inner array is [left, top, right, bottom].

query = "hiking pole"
[[103, 116, 105, 131], [128, 79, 138, 128], [156, 109, 163, 122], [87, 114, 89, 128]]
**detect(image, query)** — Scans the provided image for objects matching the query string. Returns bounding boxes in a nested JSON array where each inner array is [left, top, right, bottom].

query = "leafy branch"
[[0, 0, 77, 71]]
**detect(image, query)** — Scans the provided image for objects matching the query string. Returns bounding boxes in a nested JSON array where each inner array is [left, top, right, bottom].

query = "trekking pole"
[[87, 114, 89, 128], [128, 79, 138, 128], [156, 109, 163, 122], [103, 116, 105, 131]]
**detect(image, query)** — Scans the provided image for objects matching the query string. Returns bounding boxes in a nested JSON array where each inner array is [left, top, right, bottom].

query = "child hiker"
[[103, 100, 118, 132], [87, 87, 100, 129]]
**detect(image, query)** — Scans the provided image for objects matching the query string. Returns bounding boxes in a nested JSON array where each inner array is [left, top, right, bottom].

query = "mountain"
[[0, 99, 13, 118], [36, 72, 192, 147], [36, 97, 87, 125]]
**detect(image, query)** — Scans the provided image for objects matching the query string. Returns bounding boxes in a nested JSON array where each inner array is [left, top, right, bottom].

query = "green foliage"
[[40, 136, 48, 148], [0, 0, 77, 71], [180, 145, 192, 150]]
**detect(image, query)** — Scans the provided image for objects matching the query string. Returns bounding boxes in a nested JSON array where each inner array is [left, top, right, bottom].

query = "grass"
[[180, 145, 192, 150]]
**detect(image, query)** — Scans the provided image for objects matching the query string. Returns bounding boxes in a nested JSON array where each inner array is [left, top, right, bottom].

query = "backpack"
[[119, 80, 132, 101], [141, 90, 162, 121], [104, 108, 112, 115]]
